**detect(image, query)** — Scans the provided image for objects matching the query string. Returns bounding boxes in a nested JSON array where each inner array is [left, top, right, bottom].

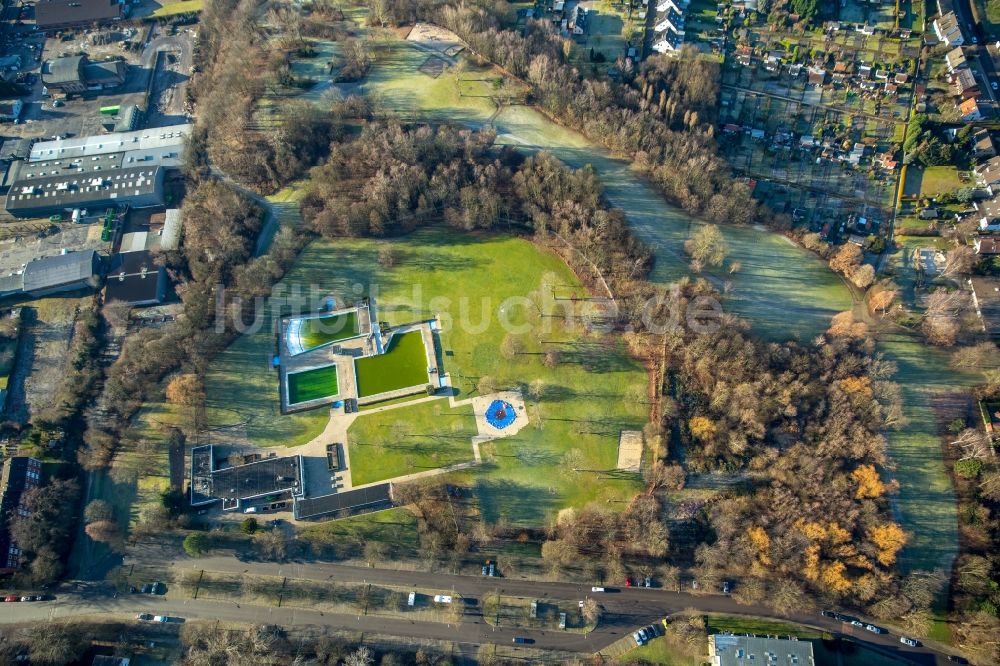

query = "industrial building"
[[22, 250, 103, 297], [709, 634, 814, 666], [119, 208, 182, 253], [4, 165, 165, 218], [105, 250, 167, 306], [29, 124, 191, 164], [35, 0, 124, 30], [42, 55, 127, 95], [0, 457, 41, 573]]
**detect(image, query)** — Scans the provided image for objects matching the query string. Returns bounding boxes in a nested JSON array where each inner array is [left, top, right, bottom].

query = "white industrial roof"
[[29, 124, 192, 163]]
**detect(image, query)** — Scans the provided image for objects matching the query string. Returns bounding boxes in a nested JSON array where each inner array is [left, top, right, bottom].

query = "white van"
[[591, 586, 605, 592], [243, 507, 258, 514]]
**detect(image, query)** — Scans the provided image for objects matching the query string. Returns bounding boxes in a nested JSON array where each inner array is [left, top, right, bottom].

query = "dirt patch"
[[617, 430, 643, 472], [406, 22, 466, 57]]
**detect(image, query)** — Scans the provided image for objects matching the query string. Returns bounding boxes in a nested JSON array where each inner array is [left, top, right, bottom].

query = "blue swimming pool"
[[485, 399, 516, 429]]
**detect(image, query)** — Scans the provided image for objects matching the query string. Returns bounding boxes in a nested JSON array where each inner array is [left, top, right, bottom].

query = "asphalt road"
[[0, 557, 967, 664]]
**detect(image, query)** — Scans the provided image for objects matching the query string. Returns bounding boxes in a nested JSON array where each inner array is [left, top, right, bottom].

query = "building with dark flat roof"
[[22, 249, 102, 297], [190, 445, 304, 511], [105, 250, 166, 306], [5, 165, 165, 218], [35, 0, 123, 30], [0, 457, 41, 572]]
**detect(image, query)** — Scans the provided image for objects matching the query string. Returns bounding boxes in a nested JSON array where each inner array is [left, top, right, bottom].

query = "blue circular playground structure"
[[485, 399, 516, 429]]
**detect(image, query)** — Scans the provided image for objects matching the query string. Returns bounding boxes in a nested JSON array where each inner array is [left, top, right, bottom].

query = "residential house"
[[858, 63, 873, 79], [976, 156, 1000, 193], [832, 61, 849, 83], [953, 68, 980, 99], [764, 51, 782, 72], [875, 68, 890, 80], [933, 11, 965, 46], [974, 129, 997, 159], [894, 72, 908, 85], [975, 237, 1000, 255], [945, 46, 968, 73], [807, 67, 826, 86], [884, 82, 898, 95], [960, 98, 983, 121]]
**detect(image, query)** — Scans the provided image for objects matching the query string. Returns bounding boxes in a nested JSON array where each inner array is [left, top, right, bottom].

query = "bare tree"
[[951, 428, 992, 461]]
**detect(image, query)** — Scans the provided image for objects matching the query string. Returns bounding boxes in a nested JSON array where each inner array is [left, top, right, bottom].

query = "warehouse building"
[[5, 165, 165, 218], [42, 55, 127, 95], [35, 0, 124, 31], [21, 250, 103, 297], [29, 124, 191, 164], [104, 250, 167, 306]]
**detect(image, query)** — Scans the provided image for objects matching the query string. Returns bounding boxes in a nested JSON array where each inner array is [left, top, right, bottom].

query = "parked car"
[[864, 624, 885, 634], [900, 637, 920, 647], [511, 637, 532, 644], [591, 586, 605, 593], [19, 596, 31, 602], [632, 631, 645, 646], [136, 613, 153, 621], [849, 620, 864, 628], [625, 577, 633, 587], [722, 581, 731, 594], [947, 656, 969, 663], [643, 576, 652, 588], [3, 595, 19, 602], [432, 595, 452, 604], [821, 610, 837, 619]]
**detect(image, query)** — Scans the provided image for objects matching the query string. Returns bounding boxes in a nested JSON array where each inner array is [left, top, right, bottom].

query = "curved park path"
[[271, 31, 978, 577]]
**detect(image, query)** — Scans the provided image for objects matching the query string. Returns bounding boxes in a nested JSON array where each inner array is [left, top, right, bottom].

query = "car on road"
[[512, 637, 532, 644], [591, 586, 605, 592], [19, 596, 32, 602], [625, 577, 633, 587], [947, 656, 969, 663], [643, 576, 652, 588], [722, 580, 731, 594], [821, 610, 837, 619], [633, 631, 645, 646], [432, 595, 452, 604], [136, 613, 153, 621], [864, 624, 885, 634], [849, 620, 864, 628], [899, 636, 920, 647], [3, 595, 18, 602], [993, 81, 998, 91]]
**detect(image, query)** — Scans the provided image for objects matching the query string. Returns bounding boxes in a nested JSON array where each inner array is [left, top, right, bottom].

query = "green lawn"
[[287, 365, 339, 404], [297, 507, 420, 558], [348, 400, 477, 485], [206, 226, 648, 521], [298, 311, 359, 350], [615, 635, 700, 665], [355, 330, 429, 398], [908, 166, 963, 198], [150, 0, 203, 17]]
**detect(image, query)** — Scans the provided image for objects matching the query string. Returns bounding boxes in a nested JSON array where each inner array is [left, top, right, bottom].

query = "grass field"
[[287, 365, 339, 404], [297, 507, 420, 558], [298, 311, 359, 350], [348, 400, 476, 485], [903, 166, 963, 199], [150, 0, 203, 17], [355, 330, 428, 398], [207, 226, 648, 520]]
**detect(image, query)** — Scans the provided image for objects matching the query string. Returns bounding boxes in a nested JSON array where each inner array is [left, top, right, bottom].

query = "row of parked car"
[[3, 594, 46, 602], [632, 621, 664, 646], [821, 610, 921, 648]]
